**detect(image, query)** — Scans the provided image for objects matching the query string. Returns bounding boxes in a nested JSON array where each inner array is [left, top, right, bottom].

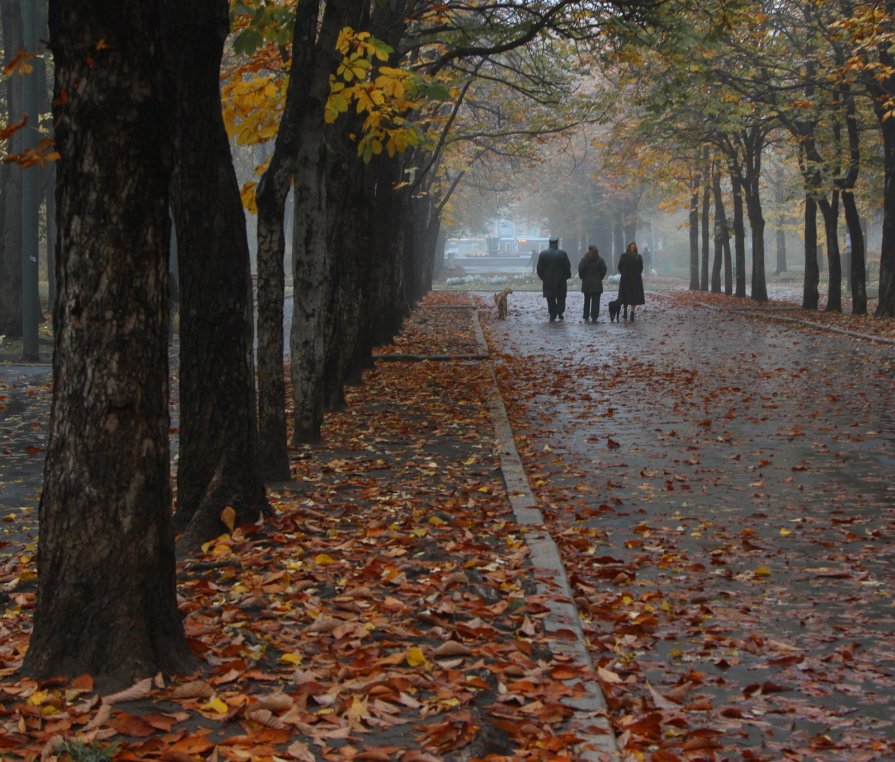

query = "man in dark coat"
[[536, 238, 572, 322]]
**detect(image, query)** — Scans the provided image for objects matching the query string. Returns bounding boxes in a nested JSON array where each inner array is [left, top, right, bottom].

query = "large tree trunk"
[[0, 0, 24, 336], [802, 194, 820, 310], [817, 193, 842, 313], [710, 163, 725, 293], [773, 164, 787, 274], [744, 184, 768, 302], [23, 0, 192, 689], [875, 118, 895, 316], [290, 1, 355, 443], [700, 149, 710, 291], [254, 0, 322, 481], [160, 0, 269, 545], [729, 165, 747, 297], [842, 191, 867, 314], [688, 176, 699, 291]]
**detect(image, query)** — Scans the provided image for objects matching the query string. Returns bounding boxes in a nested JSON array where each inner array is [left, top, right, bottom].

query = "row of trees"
[[16, 0, 662, 688], [577, 0, 895, 315], [10, 0, 895, 688]]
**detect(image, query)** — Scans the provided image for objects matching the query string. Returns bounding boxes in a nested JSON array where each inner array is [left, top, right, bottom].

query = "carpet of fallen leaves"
[[0, 291, 598, 761], [487, 288, 895, 761]]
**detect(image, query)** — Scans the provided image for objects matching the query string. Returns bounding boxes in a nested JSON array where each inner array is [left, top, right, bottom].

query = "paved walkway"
[[485, 289, 895, 760]]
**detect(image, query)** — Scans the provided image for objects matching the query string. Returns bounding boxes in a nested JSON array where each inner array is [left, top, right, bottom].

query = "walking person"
[[578, 244, 607, 322], [617, 241, 645, 320], [537, 238, 572, 322]]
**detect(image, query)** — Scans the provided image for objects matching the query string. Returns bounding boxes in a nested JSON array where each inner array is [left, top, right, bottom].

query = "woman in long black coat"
[[577, 245, 607, 321], [617, 241, 645, 320]]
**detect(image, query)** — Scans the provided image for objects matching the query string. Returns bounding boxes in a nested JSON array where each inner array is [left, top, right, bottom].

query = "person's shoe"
[[549, 315, 556, 322], [559, 314, 564, 321]]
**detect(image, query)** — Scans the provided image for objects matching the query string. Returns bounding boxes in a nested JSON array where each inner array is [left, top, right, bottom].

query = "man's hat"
[[549, 237, 559, 244]]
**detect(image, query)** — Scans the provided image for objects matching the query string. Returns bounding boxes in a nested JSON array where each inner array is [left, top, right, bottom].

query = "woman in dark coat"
[[617, 241, 645, 320], [577, 245, 607, 322]]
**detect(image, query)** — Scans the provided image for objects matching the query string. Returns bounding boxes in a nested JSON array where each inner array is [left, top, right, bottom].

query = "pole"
[[21, 0, 40, 361]]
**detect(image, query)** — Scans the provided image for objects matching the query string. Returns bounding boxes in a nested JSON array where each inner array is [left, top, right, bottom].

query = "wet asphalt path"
[[487, 290, 895, 759]]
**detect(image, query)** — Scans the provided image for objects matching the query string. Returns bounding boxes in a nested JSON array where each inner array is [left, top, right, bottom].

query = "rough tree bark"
[[688, 174, 699, 292], [0, 0, 24, 336], [23, 0, 193, 688], [817, 192, 842, 313], [728, 163, 747, 298], [290, 1, 359, 444], [700, 148, 710, 292], [254, 0, 321, 481], [842, 190, 866, 315], [712, 166, 733, 296], [159, 0, 269, 545], [802, 194, 820, 310]]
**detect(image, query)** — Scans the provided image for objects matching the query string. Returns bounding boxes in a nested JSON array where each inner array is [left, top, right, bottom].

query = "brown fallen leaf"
[[102, 676, 153, 705], [433, 640, 473, 658]]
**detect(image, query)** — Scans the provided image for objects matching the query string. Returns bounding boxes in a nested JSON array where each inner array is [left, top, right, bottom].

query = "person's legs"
[[546, 295, 557, 321], [557, 294, 566, 320], [583, 293, 592, 321], [622, 301, 628, 320], [593, 294, 600, 320]]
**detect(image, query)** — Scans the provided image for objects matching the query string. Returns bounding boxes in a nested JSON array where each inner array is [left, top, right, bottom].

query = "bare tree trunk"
[[803, 195, 820, 310], [160, 0, 269, 545], [290, 1, 356, 443], [729, 165, 747, 297], [254, 0, 321, 480], [842, 191, 867, 314], [23, 0, 192, 689], [688, 177, 699, 291], [710, 163, 724, 293], [700, 150, 710, 291], [817, 192, 842, 312], [0, 0, 24, 336]]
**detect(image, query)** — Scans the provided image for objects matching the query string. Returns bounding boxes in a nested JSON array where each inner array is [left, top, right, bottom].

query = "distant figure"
[[536, 237, 571, 322], [642, 245, 653, 272], [577, 245, 607, 322], [529, 248, 538, 275], [617, 241, 645, 321]]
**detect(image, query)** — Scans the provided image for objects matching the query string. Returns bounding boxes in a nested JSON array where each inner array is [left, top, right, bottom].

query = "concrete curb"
[[470, 306, 620, 762], [697, 301, 895, 348]]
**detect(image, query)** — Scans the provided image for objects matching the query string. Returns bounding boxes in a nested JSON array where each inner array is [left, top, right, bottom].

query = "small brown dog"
[[493, 288, 512, 319]]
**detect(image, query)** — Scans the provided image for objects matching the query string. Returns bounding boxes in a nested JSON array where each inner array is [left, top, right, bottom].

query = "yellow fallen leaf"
[[280, 652, 302, 666], [428, 516, 446, 526], [199, 696, 229, 714], [779, 528, 792, 537], [314, 553, 337, 566], [221, 506, 236, 532], [406, 646, 429, 668], [754, 566, 771, 577]]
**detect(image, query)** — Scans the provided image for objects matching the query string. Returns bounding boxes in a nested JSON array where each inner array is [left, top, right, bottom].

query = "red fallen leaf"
[[607, 438, 620, 449], [550, 664, 583, 680], [652, 750, 683, 762], [71, 674, 94, 691], [24, 445, 44, 454], [107, 712, 157, 737], [621, 711, 662, 740], [169, 734, 215, 754], [681, 730, 723, 751]]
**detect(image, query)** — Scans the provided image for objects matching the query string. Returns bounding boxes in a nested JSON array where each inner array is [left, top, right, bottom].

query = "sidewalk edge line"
[[470, 303, 620, 762]]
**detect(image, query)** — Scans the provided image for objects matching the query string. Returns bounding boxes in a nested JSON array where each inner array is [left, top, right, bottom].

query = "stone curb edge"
[[469, 304, 620, 762], [696, 300, 895, 348]]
